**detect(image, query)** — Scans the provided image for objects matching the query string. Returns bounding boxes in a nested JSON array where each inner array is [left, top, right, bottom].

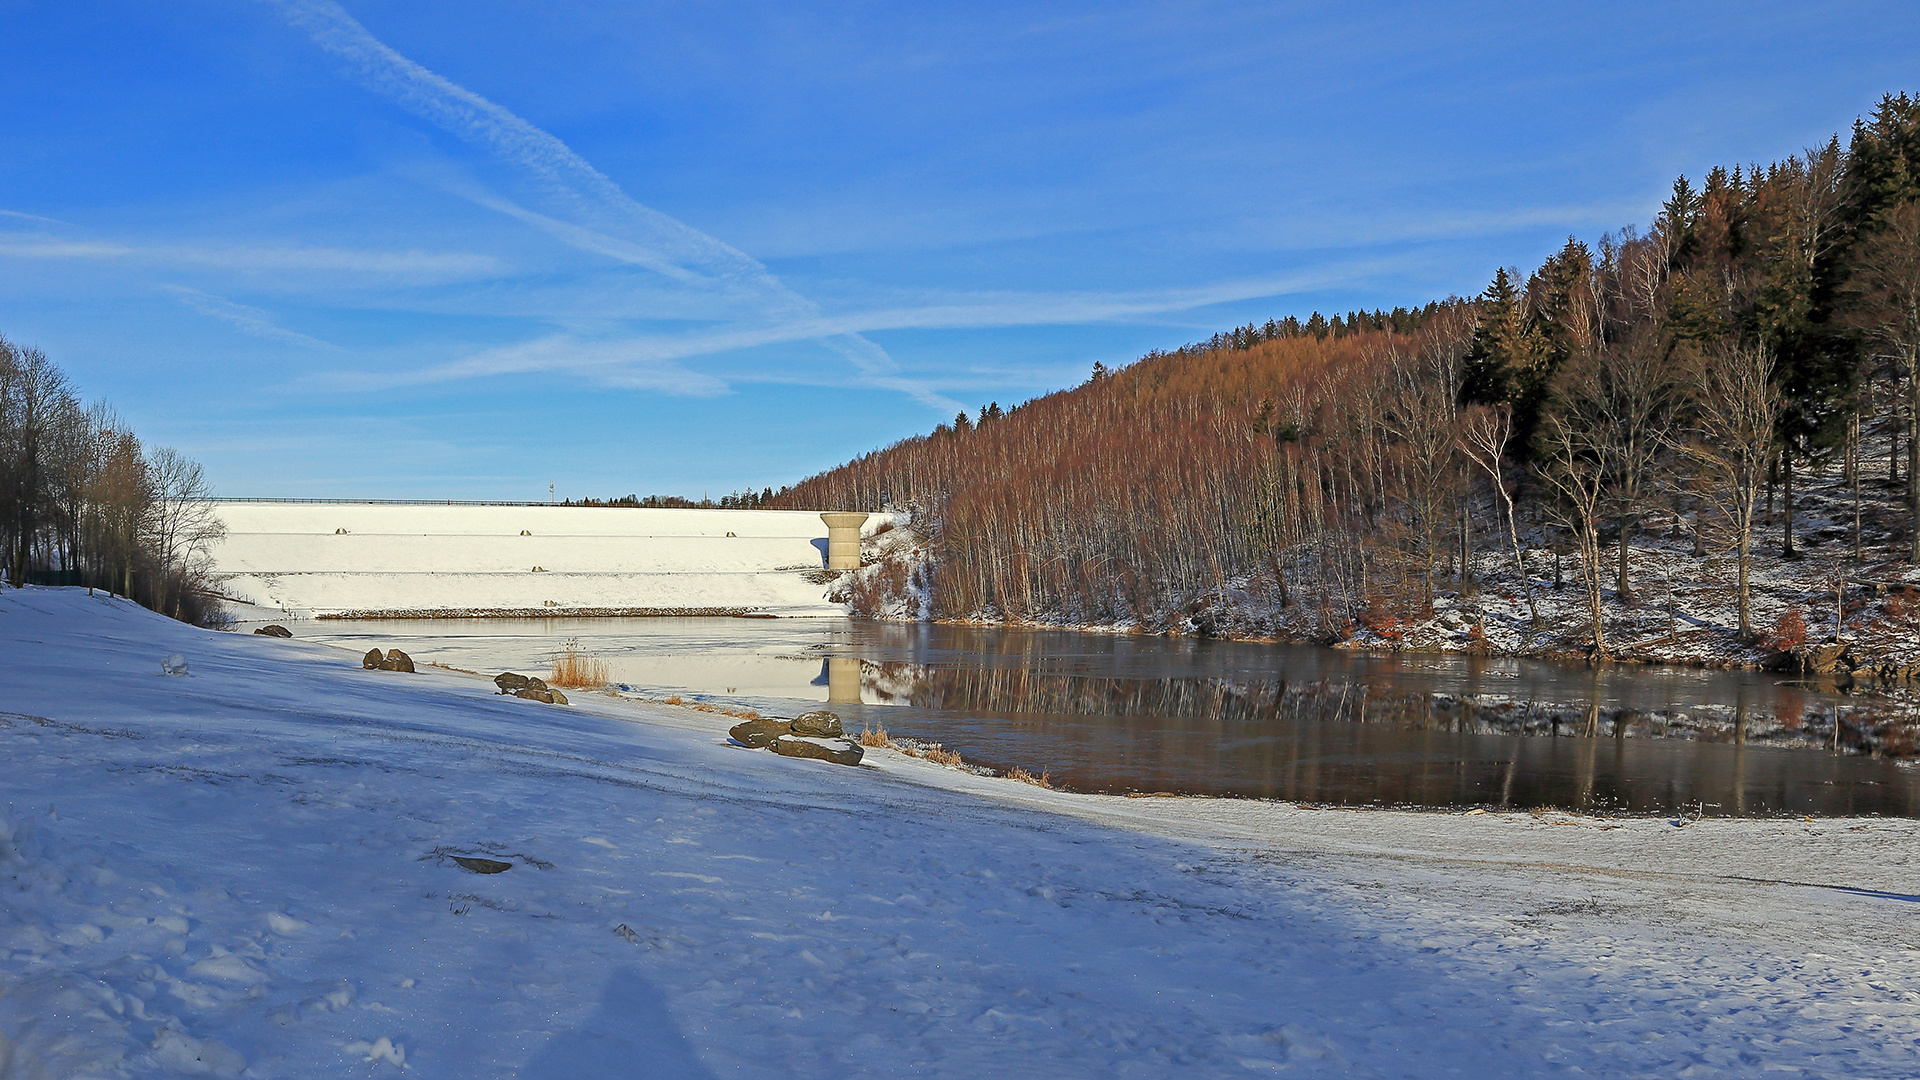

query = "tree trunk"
[[1616, 511, 1635, 603], [1736, 529, 1752, 640], [1854, 413, 1864, 562], [1782, 450, 1798, 559], [1766, 454, 1776, 517], [1583, 523, 1608, 658], [1458, 504, 1472, 591], [1893, 399, 1903, 484], [1912, 361, 1920, 562]]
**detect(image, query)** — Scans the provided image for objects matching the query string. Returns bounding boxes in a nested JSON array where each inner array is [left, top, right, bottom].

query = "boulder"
[[494, 672, 530, 692], [771, 734, 863, 766], [363, 648, 384, 670], [728, 718, 793, 748], [253, 624, 292, 638], [526, 676, 549, 691], [382, 649, 416, 673], [791, 710, 844, 738], [515, 687, 555, 704], [1790, 642, 1850, 675], [451, 856, 512, 874], [548, 687, 568, 706]]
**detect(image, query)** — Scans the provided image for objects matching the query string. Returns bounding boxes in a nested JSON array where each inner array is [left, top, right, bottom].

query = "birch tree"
[[1682, 345, 1785, 639]]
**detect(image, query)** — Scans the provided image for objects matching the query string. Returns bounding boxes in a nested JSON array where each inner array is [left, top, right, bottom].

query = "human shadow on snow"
[[519, 967, 716, 1080]]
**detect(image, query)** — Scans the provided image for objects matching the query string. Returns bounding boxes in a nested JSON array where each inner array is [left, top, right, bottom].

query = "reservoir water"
[[279, 616, 1920, 818]]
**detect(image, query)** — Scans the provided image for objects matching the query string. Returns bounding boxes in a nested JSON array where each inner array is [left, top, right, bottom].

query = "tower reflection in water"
[[827, 656, 863, 704]]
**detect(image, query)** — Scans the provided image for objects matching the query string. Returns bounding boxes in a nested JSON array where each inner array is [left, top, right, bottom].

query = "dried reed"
[[1005, 766, 1053, 788], [550, 638, 611, 687]]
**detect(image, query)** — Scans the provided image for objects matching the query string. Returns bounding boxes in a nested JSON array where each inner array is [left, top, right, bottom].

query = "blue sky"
[[3, 1, 1917, 499]]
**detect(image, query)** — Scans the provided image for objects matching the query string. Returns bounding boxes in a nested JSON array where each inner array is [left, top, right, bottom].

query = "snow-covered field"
[[5, 587, 1920, 1078], [206, 504, 884, 618]]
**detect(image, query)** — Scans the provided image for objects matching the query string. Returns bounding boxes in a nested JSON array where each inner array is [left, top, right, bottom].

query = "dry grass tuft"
[[637, 693, 757, 720], [1005, 766, 1053, 788], [858, 724, 892, 748], [550, 638, 612, 687], [924, 746, 964, 767]]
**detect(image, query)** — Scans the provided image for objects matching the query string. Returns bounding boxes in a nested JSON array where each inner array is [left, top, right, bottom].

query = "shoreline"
[[6, 585, 1920, 1076], [313, 605, 784, 619]]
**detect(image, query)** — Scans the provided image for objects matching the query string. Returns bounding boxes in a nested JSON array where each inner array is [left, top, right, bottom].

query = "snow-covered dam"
[[205, 501, 860, 618]]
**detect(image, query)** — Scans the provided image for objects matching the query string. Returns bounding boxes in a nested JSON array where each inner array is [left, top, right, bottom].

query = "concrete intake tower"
[[819, 512, 869, 570]]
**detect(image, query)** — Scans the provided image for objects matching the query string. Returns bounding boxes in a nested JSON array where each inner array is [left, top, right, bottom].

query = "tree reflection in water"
[[846, 658, 1920, 817]]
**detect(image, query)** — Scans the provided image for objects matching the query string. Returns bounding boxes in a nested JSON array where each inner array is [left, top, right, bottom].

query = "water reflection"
[[822, 657, 1917, 816], [276, 616, 1920, 817]]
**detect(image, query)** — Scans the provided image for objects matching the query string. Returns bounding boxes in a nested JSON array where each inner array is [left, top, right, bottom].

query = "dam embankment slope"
[[205, 502, 859, 617]]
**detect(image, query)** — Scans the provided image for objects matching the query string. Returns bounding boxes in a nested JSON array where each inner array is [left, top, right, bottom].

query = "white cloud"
[[163, 286, 342, 351], [0, 236, 502, 279], [0, 207, 69, 225], [262, 0, 943, 404]]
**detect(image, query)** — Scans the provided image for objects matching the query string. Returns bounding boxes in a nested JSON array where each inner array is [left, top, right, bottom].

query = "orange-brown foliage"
[[1765, 610, 1808, 652], [770, 323, 1451, 628]]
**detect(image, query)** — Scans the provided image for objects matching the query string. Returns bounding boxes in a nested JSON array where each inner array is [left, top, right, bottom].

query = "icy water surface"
[[277, 616, 1920, 817]]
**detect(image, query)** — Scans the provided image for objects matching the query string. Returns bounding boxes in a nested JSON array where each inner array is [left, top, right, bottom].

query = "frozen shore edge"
[[6, 585, 1920, 1077]]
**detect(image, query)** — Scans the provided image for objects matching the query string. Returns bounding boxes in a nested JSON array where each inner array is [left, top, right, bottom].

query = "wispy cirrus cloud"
[[163, 286, 342, 351], [261, 0, 932, 401], [0, 236, 502, 280], [314, 334, 731, 397], [301, 257, 1403, 410], [0, 207, 70, 226]]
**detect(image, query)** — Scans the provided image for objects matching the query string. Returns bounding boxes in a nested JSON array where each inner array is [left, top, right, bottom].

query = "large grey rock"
[[728, 718, 793, 748], [771, 735, 863, 766], [253, 625, 292, 638], [1790, 642, 1850, 675], [494, 672, 530, 692], [363, 648, 384, 670], [547, 687, 568, 705], [515, 687, 555, 704], [791, 710, 844, 738], [382, 649, 415, 673]]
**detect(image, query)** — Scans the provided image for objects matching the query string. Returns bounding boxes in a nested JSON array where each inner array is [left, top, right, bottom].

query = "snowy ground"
[[206, 504, 897, 618], [5, 587, 1920, 1078]]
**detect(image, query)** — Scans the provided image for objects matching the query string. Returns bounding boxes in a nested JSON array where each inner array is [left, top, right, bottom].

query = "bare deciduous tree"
[[1378, 346, 1461, 612], [1681, 345, 1785, 639], [1843, 200, 1920, 559], [1458, 404, 1537, 625], [1536, 407, 1611, 657], [146, 445, 226, 618]]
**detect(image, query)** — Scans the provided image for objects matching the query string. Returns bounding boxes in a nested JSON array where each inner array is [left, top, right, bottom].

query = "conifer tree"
[[1460, 269, 1550, 452]]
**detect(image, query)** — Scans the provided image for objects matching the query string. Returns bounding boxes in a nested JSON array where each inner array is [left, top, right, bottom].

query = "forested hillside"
[[0, 335, 225, 624], [772, 93, 1920, 665]]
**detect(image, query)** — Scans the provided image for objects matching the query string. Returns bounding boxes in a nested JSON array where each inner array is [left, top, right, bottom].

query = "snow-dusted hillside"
[[5, 587, 1920, 1077], [205, 503, 888, 618]]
